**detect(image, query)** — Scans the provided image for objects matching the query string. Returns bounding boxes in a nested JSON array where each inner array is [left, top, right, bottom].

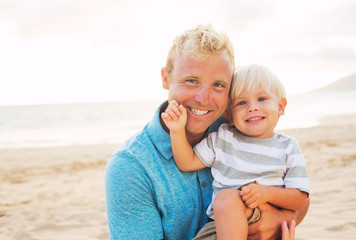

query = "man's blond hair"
[[231, 64, 286, 101], [165, 24, 235, 75]]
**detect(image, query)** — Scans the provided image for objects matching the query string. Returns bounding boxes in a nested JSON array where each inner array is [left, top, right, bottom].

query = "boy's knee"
[[214, 189, 254, 220], [214, 189, 244, 211]]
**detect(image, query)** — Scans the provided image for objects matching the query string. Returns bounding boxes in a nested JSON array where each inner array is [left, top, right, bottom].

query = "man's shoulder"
[[107, 101, 172, 171], [110, 129, 154, 165], [105, 129, 159, 186]]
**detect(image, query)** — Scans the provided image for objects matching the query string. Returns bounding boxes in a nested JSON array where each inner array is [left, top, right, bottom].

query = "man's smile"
[[188, 107, 209, 116]]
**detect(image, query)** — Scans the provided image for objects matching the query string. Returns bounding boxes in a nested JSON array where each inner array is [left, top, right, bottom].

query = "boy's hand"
[[161, 100, 187, 133], [240, 184, 270, 209]]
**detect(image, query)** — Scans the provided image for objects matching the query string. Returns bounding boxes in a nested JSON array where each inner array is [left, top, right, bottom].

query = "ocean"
[[1, 91, 355, 148]]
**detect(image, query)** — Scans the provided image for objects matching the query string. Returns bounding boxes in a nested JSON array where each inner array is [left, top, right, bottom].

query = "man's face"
[[162, 53, 234, 144]]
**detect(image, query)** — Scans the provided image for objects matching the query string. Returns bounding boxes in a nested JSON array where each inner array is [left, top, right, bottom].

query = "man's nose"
[[195, 85, 212, 105]]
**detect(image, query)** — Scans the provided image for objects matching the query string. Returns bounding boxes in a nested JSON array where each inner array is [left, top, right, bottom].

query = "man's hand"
[[247, 203, 295, 240], [281, 220, 296, 240], [161, 100, 187, 133], [240, 184, 270, 209]]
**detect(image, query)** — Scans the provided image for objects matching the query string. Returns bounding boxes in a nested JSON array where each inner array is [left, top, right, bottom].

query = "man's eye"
[[258, 97, 266, 102], [186, 79, 198, 85], [214, 82, 225, 88]]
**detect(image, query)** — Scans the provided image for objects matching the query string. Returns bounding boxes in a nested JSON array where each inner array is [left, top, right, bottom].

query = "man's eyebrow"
[[215, 79, 229, 84], [182, 74, 200, 79]]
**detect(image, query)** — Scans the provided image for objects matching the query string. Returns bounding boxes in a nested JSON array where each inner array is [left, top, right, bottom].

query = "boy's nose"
[[248, 103, 259, 112]]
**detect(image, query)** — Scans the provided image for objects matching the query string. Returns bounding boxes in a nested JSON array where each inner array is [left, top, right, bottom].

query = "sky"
[[0, 0, 355, 106]]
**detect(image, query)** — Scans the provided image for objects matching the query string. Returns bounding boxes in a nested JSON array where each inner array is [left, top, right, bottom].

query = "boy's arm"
[[170, 127, 207, 171], [161, 100, 206, 171], [241, 184, 308, 210]]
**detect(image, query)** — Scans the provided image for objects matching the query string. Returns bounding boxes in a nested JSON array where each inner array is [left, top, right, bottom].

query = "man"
[[105, 24, 309, 240]]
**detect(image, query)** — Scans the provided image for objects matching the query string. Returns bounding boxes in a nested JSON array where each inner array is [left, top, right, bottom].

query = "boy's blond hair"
[[230, 64, 286, 101], [165, 24, 235, 76]]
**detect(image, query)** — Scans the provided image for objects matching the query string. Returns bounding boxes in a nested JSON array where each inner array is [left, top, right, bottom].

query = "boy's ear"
[[223, 109, 234, 126], [278, 98, 287, 116]]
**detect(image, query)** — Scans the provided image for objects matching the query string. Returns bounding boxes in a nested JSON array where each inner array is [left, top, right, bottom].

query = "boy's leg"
[[213, 189, 253, 240], [193, 208, 259, 240]]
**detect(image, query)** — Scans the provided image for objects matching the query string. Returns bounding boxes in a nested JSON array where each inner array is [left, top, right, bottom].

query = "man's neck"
[[185, 131, 207, 146]]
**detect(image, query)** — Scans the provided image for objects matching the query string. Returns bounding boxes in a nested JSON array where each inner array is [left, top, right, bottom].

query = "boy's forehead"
[[237, 85, 275, 97]]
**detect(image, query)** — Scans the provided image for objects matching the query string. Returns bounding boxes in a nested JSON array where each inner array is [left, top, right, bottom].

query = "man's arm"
[[295, 197, 310, 225], [247, 198, 310, 240]]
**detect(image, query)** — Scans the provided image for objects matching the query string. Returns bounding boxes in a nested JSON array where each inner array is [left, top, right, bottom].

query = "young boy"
[[161, 64, 309, 240]]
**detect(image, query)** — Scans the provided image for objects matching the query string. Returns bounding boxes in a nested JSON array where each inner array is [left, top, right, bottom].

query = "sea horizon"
[[1, 90, 355, 149]]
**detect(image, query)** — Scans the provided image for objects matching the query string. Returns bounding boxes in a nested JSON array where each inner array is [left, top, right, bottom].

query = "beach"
[[1, 114, 356, 239]]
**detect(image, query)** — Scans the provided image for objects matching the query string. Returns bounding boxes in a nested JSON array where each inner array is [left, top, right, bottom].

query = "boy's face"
[[161, 53, 233, 144], [228, 85, 287, 139]]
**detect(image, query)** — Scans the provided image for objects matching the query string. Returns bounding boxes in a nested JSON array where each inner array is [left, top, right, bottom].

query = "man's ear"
[[278, 98, 287, 116], [161, 67, 169, 90]]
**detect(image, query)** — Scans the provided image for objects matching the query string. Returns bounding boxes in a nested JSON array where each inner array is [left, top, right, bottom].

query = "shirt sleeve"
[[284, 139, 310, 194], [105, 151, 163, 240], [193, 131, 218, 167]]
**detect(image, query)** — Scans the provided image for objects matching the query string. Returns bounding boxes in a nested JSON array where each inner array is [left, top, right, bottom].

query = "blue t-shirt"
[[105, 101, 224, 240]]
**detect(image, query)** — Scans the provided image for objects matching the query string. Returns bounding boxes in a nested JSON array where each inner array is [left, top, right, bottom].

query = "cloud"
[[265, 46, 356, 74], [302, 0, 356, 37], [315, 46, 356, 61], [213, 0, 276, 31], [1, 0, 355, 104], [0, 0, 138, 43]]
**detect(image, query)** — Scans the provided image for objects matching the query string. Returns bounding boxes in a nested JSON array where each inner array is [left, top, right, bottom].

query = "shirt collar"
[[147, 101, 174, 161]]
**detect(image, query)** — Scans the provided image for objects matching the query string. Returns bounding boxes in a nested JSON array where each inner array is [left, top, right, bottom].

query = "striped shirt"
[[194, 123, 310, 219]]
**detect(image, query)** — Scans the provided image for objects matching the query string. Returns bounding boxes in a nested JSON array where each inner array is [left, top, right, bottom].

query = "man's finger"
[[247, 233, 258, 240], [281, 221, 291, 240]]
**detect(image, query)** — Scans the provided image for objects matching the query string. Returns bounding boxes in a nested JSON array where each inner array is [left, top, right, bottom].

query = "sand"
[[1, 114, 356, 240]]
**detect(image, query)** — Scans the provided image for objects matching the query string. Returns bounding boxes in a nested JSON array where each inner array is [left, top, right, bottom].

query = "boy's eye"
[[237, 101, 246, 106], [258, 97, 266, 102]]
